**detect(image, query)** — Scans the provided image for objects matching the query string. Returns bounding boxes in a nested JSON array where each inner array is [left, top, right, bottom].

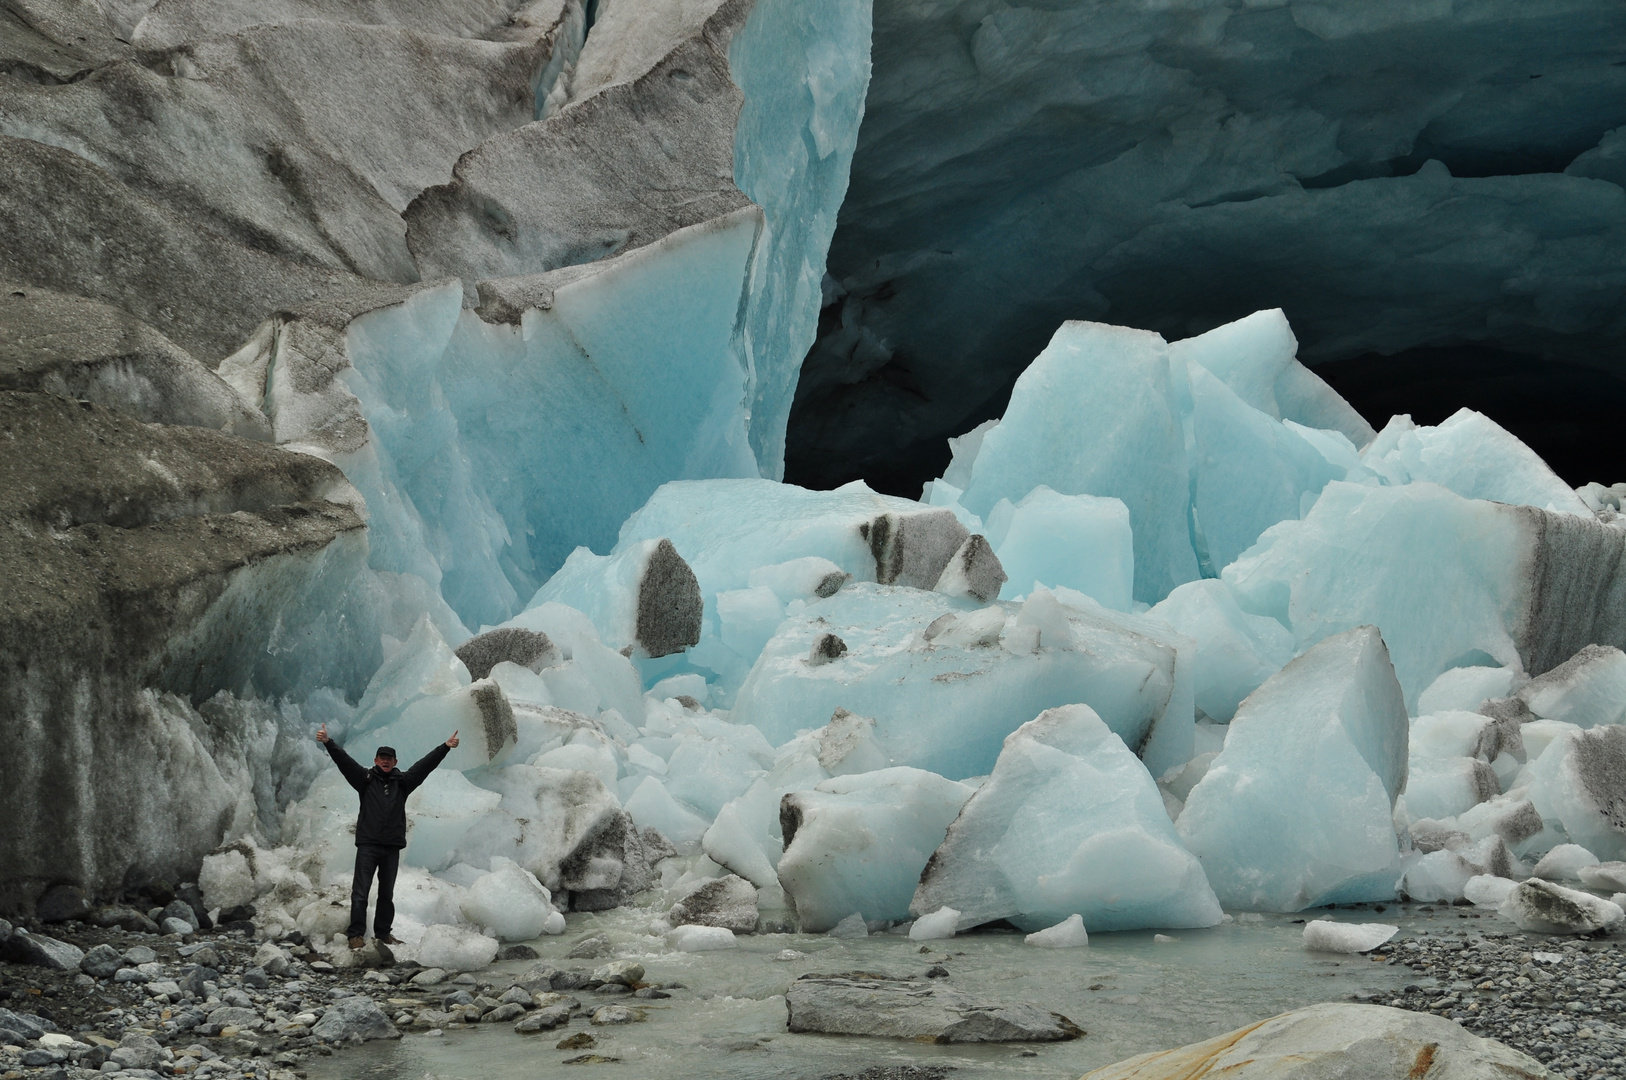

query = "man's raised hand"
[[446, 730, 460, 749], [316, 723, 330, 743]]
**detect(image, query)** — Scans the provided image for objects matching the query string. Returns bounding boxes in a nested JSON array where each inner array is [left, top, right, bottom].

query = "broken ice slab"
[[1148, 579, 1294, 723], [1224, 479, 1626, 710], [730, 583, 1196, 781], [982, 485, 1132, 608], [1515, 644, 1626, 728], [1178, 626, 1409, 911], [530, 538, 702, 658], [785, 974, 1082, 1042], [403, 769, 502, 871], [1525, 724, 1626, 861], [366, 679, 517, 774], [776, 767, 976, 932], [911, 705, 1222, 934]]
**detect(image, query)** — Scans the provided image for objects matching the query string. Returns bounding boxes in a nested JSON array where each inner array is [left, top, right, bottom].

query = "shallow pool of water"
[[310, 904, 1499, 1080]]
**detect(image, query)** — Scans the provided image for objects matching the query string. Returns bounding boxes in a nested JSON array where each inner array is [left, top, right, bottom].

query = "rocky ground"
[[1, 902, 1622, 1080]]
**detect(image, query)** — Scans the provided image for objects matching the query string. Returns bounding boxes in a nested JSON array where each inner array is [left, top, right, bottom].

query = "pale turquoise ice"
[[730, 583, 1195, 780], [1178, 627, 1409, 911], [529, 539, 673, 654], [1223, 481, 1528, 710], [777, 767, 975, 932], [1527, 729, 1626, 861], [1148, 579, 1294, 723], [985, 485, 1134, 609], [959, 321, 1198, 604], [730, 0, 872, 476], [402, 769, 501, 871], [910, 705, 1223, 933], [1362, 409, 1593, 516], [1417, 666, 1518, 716]]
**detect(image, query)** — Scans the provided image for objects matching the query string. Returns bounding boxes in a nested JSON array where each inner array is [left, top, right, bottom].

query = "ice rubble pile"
[[207, 308, 1626, 964]]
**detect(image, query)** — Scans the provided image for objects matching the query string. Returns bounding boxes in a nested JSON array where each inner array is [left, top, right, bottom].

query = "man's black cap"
[[375, 746, 397, 760]]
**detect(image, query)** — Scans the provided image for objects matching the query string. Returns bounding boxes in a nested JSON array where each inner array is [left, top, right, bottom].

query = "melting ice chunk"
[[983, 486, 1132, 608], [911, 704, 1222, 933], [1148, 579, 1293, 722], [776, 767, 975, 932], [1177, 626, 1409, 911], [1302, 920, 1397, 954], [1024, 914, 1088, 949]]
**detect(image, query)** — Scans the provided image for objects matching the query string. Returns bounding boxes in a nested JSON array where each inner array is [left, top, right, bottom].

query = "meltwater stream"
[[307, 905, 1497, 1080]]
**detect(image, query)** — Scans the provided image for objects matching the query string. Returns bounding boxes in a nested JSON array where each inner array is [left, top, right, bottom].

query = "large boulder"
[[785, 974, 1082, 1043], [1080, 1002, 1548, 1079]]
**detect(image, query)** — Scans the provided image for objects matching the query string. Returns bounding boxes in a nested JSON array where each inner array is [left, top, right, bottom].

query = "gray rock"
[[561, 812, 672, 911], [80, 943, 122, 979], [20, 1047, 63, 1066], [1497, 879, 1626, 935], [860, 509, 971, 591], [590, 961, 645, 987], [635, 538, 702, 658], [1082, 1002, 1547, 1079], [667, 875, 758, 934], [312, 996, 400, 1042], [500, 944, 540, 961], [498, 986, 533, 1006], [785, 975, 1082, 1043], [253, 943, 290, 976], [455, 627, 559, 680], [0, 918, 10, 943], [0, 930, 84, 971], [113, 967, 150, 984], [0, 1008, 52, 1041], [933, 534, 1007, 604], [34, 883, 92, 923], [514, 1003, 572, 1032], [89, 907, 160, 934], [243, 966, 270, 989], [112, 1034, 162, 1072], [589, 1005, 642, 1026], [482, 1002, 526, 1023], [161, 917, 195, 936], [808, 633, 848, 667], [122, 945, 157, 965], [410, 967, 448, 987], [146, 980, 184, 999], [178, 966, 218, 997], [207, 1007, 260, 1030], [161, 899, 200, 932]]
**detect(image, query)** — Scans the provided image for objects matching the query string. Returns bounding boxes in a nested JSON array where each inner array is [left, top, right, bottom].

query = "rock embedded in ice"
[[667, 874, 759, 934], [1178, 627, 1409, 911], [933, 534, 1007, 604], [666, 924, 738, 952], [532, 538, 702, 658], [732, 583, 1196, 781], [1497, 879, 1626, 935], [777, 768, 974, 932], [1148, 580, 1293, 723], [1525, 725, 1626, 861], [983, 486, 1132, 609], [1224, 480, 1626, 709], [369, 678, 518, 774], [1024, 914, 1088, 949], [1516, 645, 1626, 728], [455, 628, 559, 681], [913, 704, 1221, 933], [416, 924, 499, 972], [785, 974, 1082, 1042], [902, 906, 957, 941], [861, 508, 971, 591], [1302, 920, 1397, 954], [1532, 844, 1601, 881]]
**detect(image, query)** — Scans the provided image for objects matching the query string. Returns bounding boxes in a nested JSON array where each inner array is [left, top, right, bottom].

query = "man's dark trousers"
[[349, 844, 400, 940]]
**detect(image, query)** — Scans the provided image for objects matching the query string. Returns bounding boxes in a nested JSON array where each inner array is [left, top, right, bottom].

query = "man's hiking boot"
[[379, 934, 404, 946], [348, 936, 366, 949]]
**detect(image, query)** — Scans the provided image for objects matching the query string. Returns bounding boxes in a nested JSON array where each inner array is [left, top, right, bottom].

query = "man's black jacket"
[[323, 740, 451, 848]]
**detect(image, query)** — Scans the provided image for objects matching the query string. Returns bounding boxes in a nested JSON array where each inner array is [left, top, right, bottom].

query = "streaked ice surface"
[[302, 905, 1496, 1080]]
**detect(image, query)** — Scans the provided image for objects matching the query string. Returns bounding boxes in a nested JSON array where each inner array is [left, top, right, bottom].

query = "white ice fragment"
[[983, 486, 1132, 609], [776, 768, 975, 932], [623, 776, 710, 853], [1302, 920, 1397, 954], [932, 534, 1007, 604], [1579, 862, 1626, 892], [661, 923, 736, 953], [1024, 914, 1088, 949], [403, 769, 503, 871], [1532, 844, 1601, 881], [460, 858, 557, 942], [908, 906, 959, 941], [1463, 875, 1519, 908], [1178, 626, 1408, 911], [415, 924, 498, 972], [368, 679, 517, 774], [913, 704, 1221, 933], [1525, 726, 1626, 861]]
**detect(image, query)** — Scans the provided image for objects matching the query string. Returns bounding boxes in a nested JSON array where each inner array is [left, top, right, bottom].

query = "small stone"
[[0, 930, 84, 971], [162, 917, 195, 937], [514, 1004, 572, 1032], [562, 1053, 621, 1064], [590, 1005, 642, 1025], [591, 961, 645, 987], [500, 945, 540, 962], [253, 943, 290, 977], [123, 945, 157, 965], [632, 987, 669, 999], [483, 1003, 525, 1023], [410, 967, 448, 987], [567, 935, 610, 960], [80, 944, 122, 980], [498, 987, 532, 1006], [91, 906, 161, 934], [161, 900, 200, 932], [113, 967, 150, 984], [557, 1032, 596, 1050]]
